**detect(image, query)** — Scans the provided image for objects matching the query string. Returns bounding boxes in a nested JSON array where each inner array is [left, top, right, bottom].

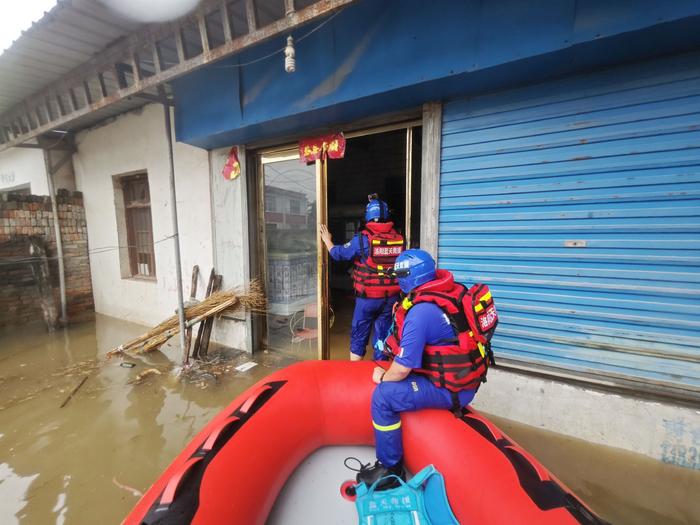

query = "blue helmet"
[[365, 194, 389, 222], [392, 249, 436, 293]]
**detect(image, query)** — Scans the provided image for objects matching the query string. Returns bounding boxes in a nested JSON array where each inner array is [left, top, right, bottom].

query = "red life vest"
[[384, 269, 498, 393], [352, 222, 404, 298]]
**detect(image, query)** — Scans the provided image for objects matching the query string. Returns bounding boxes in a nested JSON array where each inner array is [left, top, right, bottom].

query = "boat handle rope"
[[463, 411, 502, 442], [238, 384, 273, 414], [503, 445, 551, 482], [201, 416, 241, 452], [159, 457, 204, 507]]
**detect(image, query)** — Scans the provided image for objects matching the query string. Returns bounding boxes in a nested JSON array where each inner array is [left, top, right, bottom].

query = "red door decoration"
[[222, 146, 241, 180], [299, 133, 346, 162]]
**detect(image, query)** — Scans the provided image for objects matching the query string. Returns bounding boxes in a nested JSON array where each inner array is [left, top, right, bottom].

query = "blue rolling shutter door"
[[439, 54, 700, 400]]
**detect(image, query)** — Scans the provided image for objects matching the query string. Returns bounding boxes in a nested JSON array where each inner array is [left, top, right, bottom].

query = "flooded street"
[[490, 415, 700, 525], [0, 316, 698, 524], [0, 315, 289, 524]]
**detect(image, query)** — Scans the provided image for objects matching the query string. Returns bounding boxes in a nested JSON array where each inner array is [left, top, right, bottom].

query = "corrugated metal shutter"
[[439, 54, 700, 400]]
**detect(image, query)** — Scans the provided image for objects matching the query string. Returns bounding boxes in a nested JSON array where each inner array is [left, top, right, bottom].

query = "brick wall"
[[0, 190, 94, 328]]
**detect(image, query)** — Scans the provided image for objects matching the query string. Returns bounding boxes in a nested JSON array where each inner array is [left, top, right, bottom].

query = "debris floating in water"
[[128, 368, 162, 385], [106, 281, 265, 357], [235, 361, 258, 373], [59, 375, 89, 408], [178, 349, 259, 388], [112, 477, 143, 498]]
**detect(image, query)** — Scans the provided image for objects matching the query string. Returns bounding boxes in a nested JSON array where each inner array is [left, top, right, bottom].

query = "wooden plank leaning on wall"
[[420, 102, 442, 262]]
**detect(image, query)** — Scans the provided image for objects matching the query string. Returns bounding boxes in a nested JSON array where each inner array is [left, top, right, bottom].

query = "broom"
[[107, 280, 265, 357]]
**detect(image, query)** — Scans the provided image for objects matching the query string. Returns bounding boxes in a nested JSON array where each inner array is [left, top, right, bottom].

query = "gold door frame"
[[258, 148, 328, 360], [255, 121, 419, 360], [316, 158, 330, 360]]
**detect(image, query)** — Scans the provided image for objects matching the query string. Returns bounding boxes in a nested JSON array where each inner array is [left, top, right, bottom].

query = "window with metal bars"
[[121, 174, 156, 278]]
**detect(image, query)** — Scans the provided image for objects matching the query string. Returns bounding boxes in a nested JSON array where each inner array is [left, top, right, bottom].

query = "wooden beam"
[[97, 72, 108, 98], [174, 29, 186, 63], [152, 39, 162, 75], [55, 94, 66, 117], [83, 81, 93, 105], [285, 0, 296, 16], [0, 0, 357, 151], [198, 11, 210, 53], [130, 53, 141, 84], [17, 133, 75, 151], [245, 0, 257, 32], [44, 98, 54, 121], [420, 102, 442, 262], [35, 107, 44, 127], [221, 0, 233, 41], [132, 92, 174, 105]]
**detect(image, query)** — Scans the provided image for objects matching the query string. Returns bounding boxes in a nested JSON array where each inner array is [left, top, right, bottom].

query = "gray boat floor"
[[267, 446, 374, 525]]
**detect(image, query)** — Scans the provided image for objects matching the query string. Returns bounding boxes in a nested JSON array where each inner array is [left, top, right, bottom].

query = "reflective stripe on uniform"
[[474, 291, 493, 312], [373, 420, 402, 432]]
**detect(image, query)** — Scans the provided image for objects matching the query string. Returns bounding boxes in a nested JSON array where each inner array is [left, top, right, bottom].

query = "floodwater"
[[489, 415, 700, 525], [0, 315, 698, 525], [0, 315, 293, 524]]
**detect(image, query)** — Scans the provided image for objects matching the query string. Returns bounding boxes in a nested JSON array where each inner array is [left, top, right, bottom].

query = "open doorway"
[[326, 125, 422, 360], [253, 123, 421, 362]]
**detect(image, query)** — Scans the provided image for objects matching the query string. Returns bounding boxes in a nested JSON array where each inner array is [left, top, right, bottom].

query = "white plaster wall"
[[208, 146, 251, 352], [0, 146, 48, 194], [473, 367, 700, 469], [73, 104, 213, 326]]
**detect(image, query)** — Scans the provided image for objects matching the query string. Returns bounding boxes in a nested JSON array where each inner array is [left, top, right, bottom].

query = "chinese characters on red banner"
[[299, 133, 346, 162]]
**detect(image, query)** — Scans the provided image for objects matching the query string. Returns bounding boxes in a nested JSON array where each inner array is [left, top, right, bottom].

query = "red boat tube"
[[123, 361, 606, 525]]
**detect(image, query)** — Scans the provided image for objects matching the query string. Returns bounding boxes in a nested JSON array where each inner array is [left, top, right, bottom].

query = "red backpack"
[[385, 271, 498, 397]]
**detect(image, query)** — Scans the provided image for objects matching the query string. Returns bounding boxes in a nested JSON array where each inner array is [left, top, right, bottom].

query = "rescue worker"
[[319, 195, 404, 361], [355, 249, 496, 487]]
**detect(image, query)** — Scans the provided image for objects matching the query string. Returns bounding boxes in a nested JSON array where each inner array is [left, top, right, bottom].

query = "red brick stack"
[[0, 190, 94, 328]]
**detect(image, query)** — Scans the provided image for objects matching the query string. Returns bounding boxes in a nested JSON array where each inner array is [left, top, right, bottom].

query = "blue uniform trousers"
[[350, 295, 399, 360], [371, 374, 477, 467]]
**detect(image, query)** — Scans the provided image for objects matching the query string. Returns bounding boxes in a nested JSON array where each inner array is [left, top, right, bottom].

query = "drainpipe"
[[160, 90, 188, 365], [43, 149, 67, 325]]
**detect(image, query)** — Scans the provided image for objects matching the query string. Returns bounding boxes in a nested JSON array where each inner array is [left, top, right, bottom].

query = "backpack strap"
[[450, 391, 463, 417], [407, 464, 436, 489], [364, 474, 408, 497], [422, 469, 460, 525]]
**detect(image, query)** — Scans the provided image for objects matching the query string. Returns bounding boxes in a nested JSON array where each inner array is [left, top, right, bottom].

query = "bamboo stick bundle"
[[107, 280, 265, 357]]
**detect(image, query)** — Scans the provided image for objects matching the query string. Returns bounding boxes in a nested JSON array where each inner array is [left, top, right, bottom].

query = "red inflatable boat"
[[123, 360, 606, 524]]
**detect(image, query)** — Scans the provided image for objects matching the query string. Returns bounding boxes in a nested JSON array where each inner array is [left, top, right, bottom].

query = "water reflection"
[[0, 463, 38, 524], [0, 314, 283, 524], [2, 316, 699, 524]]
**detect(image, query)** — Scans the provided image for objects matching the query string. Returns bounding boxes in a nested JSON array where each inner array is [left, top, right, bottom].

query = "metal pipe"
[[43, 148, 67, 325], [161, 98, 188, 364]]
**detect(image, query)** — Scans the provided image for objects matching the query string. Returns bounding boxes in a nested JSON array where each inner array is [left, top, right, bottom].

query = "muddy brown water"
[[0, 315, 698, 524]]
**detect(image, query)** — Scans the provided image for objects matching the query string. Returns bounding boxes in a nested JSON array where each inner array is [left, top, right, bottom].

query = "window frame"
[[113, 172, 157, 281]]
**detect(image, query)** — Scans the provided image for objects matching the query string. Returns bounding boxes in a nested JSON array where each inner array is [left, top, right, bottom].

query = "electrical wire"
[[0, 233, 178, 266], [40, 130, 70, 151], [212, 8, 344, 69], [2, 10, 347, 267]]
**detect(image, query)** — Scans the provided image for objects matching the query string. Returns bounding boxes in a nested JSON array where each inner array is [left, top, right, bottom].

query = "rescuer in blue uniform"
[[320, 195, 404, 361], [354, 249, 494, 487]]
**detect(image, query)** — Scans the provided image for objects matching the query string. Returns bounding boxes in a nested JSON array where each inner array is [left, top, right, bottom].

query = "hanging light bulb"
[[284, 35, 296, 73]]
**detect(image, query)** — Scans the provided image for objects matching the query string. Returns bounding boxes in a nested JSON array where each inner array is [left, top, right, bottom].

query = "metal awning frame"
[[0, 0, 355, 151]]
